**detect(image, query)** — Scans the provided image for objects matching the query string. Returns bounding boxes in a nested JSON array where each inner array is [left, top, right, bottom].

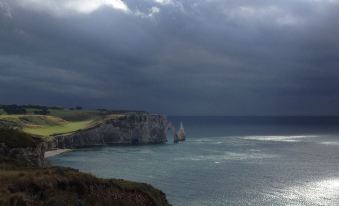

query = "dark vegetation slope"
[[0, 128, 41, 148], [0, 165, 170, 206]]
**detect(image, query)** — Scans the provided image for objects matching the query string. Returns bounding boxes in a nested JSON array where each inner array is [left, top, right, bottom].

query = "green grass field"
[[48, 109, 102, 121], [0, 114, 66, 124], [0, 107, 126, 138], [0, 114, 94, 137], [22, 120, 93, 136]]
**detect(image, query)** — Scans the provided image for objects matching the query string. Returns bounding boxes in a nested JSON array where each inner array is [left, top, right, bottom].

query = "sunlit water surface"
[[49, 117, 339, 206]]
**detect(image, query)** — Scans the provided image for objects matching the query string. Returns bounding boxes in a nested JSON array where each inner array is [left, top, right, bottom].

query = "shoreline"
[[45, 149, 72, 158]]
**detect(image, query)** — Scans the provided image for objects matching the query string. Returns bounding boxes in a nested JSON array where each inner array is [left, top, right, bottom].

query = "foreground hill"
[[0, 128, 171, 206], [0, 165, 170, 206]]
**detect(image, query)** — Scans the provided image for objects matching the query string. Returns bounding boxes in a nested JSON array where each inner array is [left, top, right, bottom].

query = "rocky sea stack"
[[174, 122, 186, 143]]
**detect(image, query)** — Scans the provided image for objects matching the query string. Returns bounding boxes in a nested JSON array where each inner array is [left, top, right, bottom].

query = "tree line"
[[0, 104, 82, 115]]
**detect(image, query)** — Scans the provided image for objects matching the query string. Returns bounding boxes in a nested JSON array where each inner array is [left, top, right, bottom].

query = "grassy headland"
[[23, 119, 93, 136], [0, 105, 124, 138], [0, 114, 94, 137]]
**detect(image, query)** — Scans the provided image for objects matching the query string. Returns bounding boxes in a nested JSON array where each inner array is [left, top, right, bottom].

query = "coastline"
[[0, 110, 173, 205], [45, 149, 72, 158]]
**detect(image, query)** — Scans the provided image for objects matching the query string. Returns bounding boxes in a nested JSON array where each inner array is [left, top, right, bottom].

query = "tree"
[[34, 109, 50, 115], [3, 105, 27, 114]]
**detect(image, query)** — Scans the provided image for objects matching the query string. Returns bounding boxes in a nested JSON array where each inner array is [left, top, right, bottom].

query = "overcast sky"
[[0, 0, 338, 115]]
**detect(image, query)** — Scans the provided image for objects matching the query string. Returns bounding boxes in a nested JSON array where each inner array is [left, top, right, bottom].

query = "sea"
[[49, 116, 339, 206]]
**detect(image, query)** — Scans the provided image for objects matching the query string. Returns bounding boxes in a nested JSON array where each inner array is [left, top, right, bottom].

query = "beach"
[[45, 149, 72, 158]]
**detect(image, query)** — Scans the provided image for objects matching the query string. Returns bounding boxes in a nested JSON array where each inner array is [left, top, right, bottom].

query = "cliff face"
[[0, 128, 46, 167], [53, 113, 170, 149], [0, 142, 46, 167]]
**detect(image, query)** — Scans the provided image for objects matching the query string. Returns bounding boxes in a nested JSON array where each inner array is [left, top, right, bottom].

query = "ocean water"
[[49, 116, 339, 206]]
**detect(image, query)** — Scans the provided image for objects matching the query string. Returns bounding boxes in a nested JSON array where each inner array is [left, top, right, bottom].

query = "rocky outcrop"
[[174, 122, 186, 143], [0, 142, 46, 167], [0, 128, 46, 167], [53, 112, 171, 149]]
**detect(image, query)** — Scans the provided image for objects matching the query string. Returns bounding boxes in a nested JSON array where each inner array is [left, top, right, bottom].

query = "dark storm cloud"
[[0, 0, 339, 115]]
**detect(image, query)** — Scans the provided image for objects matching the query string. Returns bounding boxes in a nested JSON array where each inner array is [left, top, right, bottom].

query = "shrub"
[[2, 105, 27, 115], [0, 128, 39, 148], [33, 109, 50, 115]]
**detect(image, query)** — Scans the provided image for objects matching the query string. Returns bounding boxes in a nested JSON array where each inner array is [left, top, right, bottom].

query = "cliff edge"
[[53, 112, 171, 149], [0, 128, 46, 167]]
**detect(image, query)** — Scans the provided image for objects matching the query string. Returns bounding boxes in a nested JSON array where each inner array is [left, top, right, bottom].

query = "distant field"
[[49, 109, 102, 121], [23, 120, 93, 136], [0, 107, 103, 121], [0, 115, 66, 125], [0, 114, 94, 137], [0, 107, 126, 138]]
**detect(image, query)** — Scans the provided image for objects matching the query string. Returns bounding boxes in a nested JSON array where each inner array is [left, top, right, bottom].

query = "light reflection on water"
[[271, 179, 339, 205], [242, 135, 318, 142]]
